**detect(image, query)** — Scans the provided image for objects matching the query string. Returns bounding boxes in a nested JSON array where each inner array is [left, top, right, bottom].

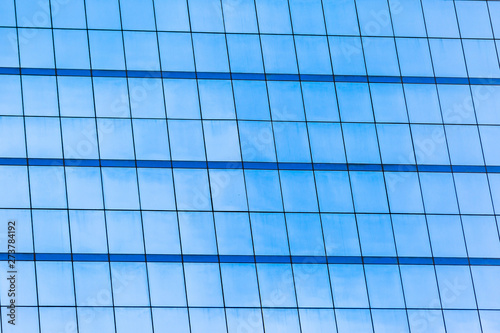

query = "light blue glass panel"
[[471, 266, 500, 310], [302, 82, 339, 121], [261, 35, 298, 74], [198, 80, 235, 119], [389, 0, 426, 37], [193, 33, 229, 72], [404, 84, 442, 124], [123, 32, 160, 71], [273, 122, 311, 162], [58, 77, 95, 117], [490, 174, 500, 213], [396, 38, 433, 77], [427, 215, 467, 257], [32, 210, 69, 253], [29, 166, 66, 208], [178, 212, 217, 255], [0, 209, 33, 252], [0, 75, 22, 116], [209, 169, 247, 211], [490, 2, 500, 37], [119, 0, 155, 30], [154, 0, 190, 31], [97, 119, 135, 159], [365, 265, 405, 308], [132, 119, 170, 160], [408, 310, 446, 333], [480, 311, 500, 333], [110, 262, 150, 306], [335, 309, 373, 333], [233, 81, 270, 120], [462, 216, 500, 258], [22, 76, 59, 116], [93, 77, 130, 118], [455, 1, 493, 38], [0, 261, 36, 306], [204, 121, 241, 161], [221, 263, 260, 307], [0, 28, 19, 67], [392, 215, 432, 257], [343, 123, 380, 164], [323, 0, 358, 35], [251, 213, 289, 256], [245, 170, 283, 212], [295, 36, 331, 75], [336, 83, 373, 122], [255, 0, 292, 34], [158, 32, 194, 72], [214, 212, 253, 255], [322, 214, 360, 256], [444, 311, 481, 333], [164, 79, 200, 119], [289, 0, 325, 34], [88, 30, 125, 70], [227, 34, 263, 73], [410, 125, 449, 165], [0, 116, 25, 158], [0, 166, 30, 208], [315, 171, 353, 213], [53, 29, 89, 69], [239, 121, 276, 162], [173, 169, 212, 211], [436, 266, 477, 309], [85, 0, 122, 29], [263, 309, 301, 333], [462, 40, 500, 78], [371, 83, 408, 123], [61, 118, 98, 159], [350, 172, 389, 213], [114, 308, 153, 333], [78, 308, 115, 333], [280, 171, 318, 212], [287, 213, 324, 255], [329, 37, 366, 76], [137, 168, 175, 210], [73, 262, 112, 306], [386, 172, 423, 213], [294, 264, 333, 308], [267, 81, 304, 121], [330, 264, 369, 308], [438, 84, 475, 124], [142, 211, 180, 255], [36, 262, 75, 305], [454, 173, 493, 215], [0, 0, 15, 26], [101, 168, 140, 210], [421, 0, 460, 38], [372, 309, 409, 333], [15, 0, 51, 27], [222, 0, 258, 33], [400, 265, 440, 308], [429, 39, 467, 78], [3, 307, 37, 331], [169, 120, 206, 161], [420, 173, 458, 214], [188, 0, 224, 32], [148, 263, 186, 306], [106, 211, 144, 254], [257, 264, 296, 307], [39, 308, 77, 333], [377, 124, 415, 164], [226, 308, 264, 333], [153, 308, 190, 333], [357, 214, 396, 256], [300, 309, 337, 333], [356, 0, 393, 36], [184, 263, 224, 307], [69, 210, 108, 253], [480, 126, 500, 165], [190, 308, 227, 333], [51, 0, 86, 28], [363, 37, 399, 76], [65, 167, 103, 209]]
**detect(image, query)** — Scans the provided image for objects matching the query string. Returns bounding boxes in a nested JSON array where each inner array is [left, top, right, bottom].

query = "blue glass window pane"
[[420, 174, 458, 214], [119, 0, 155, 30], [480, 126, 500, 165], [436, 266, 476, 309], [392, 215, 432, 257], [273, 122, 311, 162], [142, 211, 180, 255], [164, 79, 200, 119], [454, 173, 493, 215], [463, 40, 500, 78], [302, 82, 339, 122], [189, 308, 227, 333], [0, 166, 30, 208], [158, 32, 194, 72], [85, 0, 121, 29], [101, 168, 140, 210], [22, 75, 58, 116], [153, 308, 190, 333], [257, 264, 296, 307], [427, 215, 467, 257], [0, 116, 25, 158], [315, 171, 353, 213], [365, 265, 405, 308], [40, 308, 76, 333], [192, 33, 229, 72], [362, 37, 399, 76], [268, 81, 304, 121], [148, 263, 186, 306], [323, 0, 358, 35], [389, 0, 426, 37], [227, 34, 263, 73], [97, 119, 135, 159], [336, 83, 373, 122], [199, 80, 235, 119], [287, 213, 324, 255], [386, 172, 423, 213], [421, 0, 460, 38], [377, 124, 414, 164], [25, 117, 62, 158], [308, 123, 345, 163], [370, 83, 408, 123], [29, 166, 66, 208], [184, 263, 223, 306], [1, 261, 36, 305], [110, 262, 150, 306], [300, 309, 337, 333], [473, 86, 500, 125], [36, 262, 75, 305], [263, 309, 301, 333], [106, 211, 144, 254], [490, 2, 500, 37], [342, 123, 380, 164], [123, 32, 160, 71], [51, 0, 86, 28], [88, 31, 125, 70], [480, 311, 500, 333], [209, 169, 247, 211], [154, 0, 190, 32], [245, 170, 283, 212], [15, 0, 51, 27], [471, 266, 500, 310], [179, 211, 217, 254], [227, 309, 264, 333], [350, 172, 389, 213], [58, 77, 95, 117], [396, 38, 433, 77], [322, 214, 360, 256], [69, 210, 108, 253], [188, 0, 224, 32], [280, 171, 318, 212], [221, 263, 260, 307], [168, 120, 206, 161], [289, 0, 325, 35], [115, 309, 152, 333], [455, 1, 493, 38], [255, 0, 292, 34], [445, 125, 483, 165], [214, 212, 253, 255], [357, 0, 392, 36], [251, 213, 289, 255], [32, 210, 69, 253], [444, 311, 482, 333], [408, 310, 446, 333], [65, 167, 103, 209], [93, 77, 129, 118], [203, 120, 241, 161], [0, 75, 22, 116], [372, 309, 409, 333], [132, 119, 169, 160], [0, 0, 15, 26], [330, 264, 369, 308], [78, 308, 115, 333], [336, 309, 373, 333], [438, 85, 475, 125], [357, 214, 396, 256], [294, 264, 333, 308], [295, 36, 331, 75], [329, 37, 366, 76], [233, 81, 270, 120], [400, 265, 440, 308], [19, 28, 54, 68], [0, 28, 19, 67], [74, 262, 112, 306], [462, 216, 500, 258], [61, 117, 98, 159], [222, 0, 258, 33], [410, 125, 449, 165], [129, 78, 165, 118], [238, 121, 276, 162], [404, 84, 442, 124], [429, 39, 467, 78], [137, 168, 175, 210], [261, 35, 298, 74], [173, 169, 212, 211]]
